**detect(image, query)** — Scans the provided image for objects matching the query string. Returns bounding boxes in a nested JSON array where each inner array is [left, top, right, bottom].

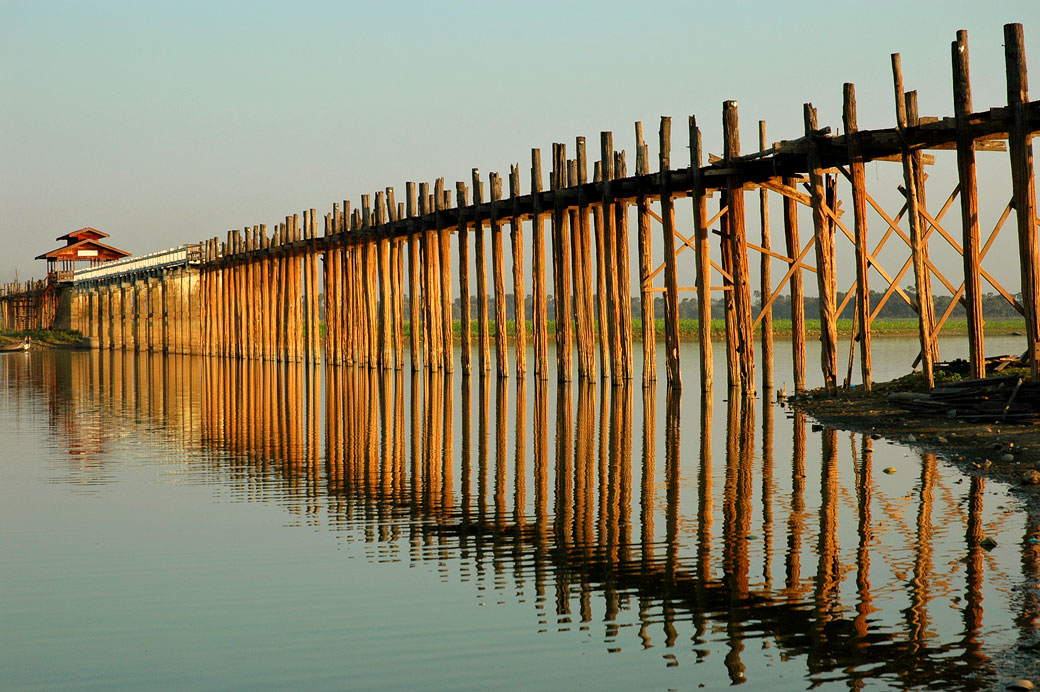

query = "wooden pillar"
[[456, 182, 472, 375], [573, 137, 595, 380], [952, 30, 985, 379], [906, 91, 939, 366], [600, 133, 621, 382], [635, 123, 656, 385], [719, 192, 740, 389], [376, 191, 392, 368], [552, 143, 572, 382], [361, 201, 377, 368], [614, 151, 634, 381], [782, 177, 806, 392], [307, 210, 321, 364], [1004, 22, 1040, 380], [758, 122, 774, 391], [890, 57, 934, 389], [490, 172, 509, 377], [509, 165, 527, 376], [843, 85, 874, 390], [531, 150, 549, 379], [120, 283, 133, 351], [437, 179, 454, 373], [593, 162, 609, 379], [804, 103, 839, 395], [187, 269, 200, 356], [473, 170, 491, 374], [689, 117, 710, 391], [657, 118, 682, 389], [406, 184, 421, 371], [388, 190, 405, 370], [723, 101, 755, 394]]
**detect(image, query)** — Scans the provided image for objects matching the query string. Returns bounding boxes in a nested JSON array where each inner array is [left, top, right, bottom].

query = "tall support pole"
[[1004, 22, 1040, 380], [417, 187, 432, 370], [601, 132, 621, 382], [552, 143, 573, 382], [890, 57, 934, 389], [490, 172, 509, 377], [843, 84, 874, 390], [376, 192, 392, 369], [635, 123, 656, 385], [657, 118, 682, 389], [456, 182, 472, 375], [689, 116, 710, 391], [407, 183, 421, 371], [614, 150, 633, 380], [574, 137, 596, 380], [758, 121, 774, 392], [719, 193, 739, 389], [593, 161, 609, 379], [723, 101, 755, 394], [510, 165, 528, 376], [782, 178, 806, 392], [473, 170, 491, 374], [531, 150, 549, 379], [436, 178, 454, 373], [308, 210, 320, 364], [804, 103, 839, 395], [952, 30, 985, 379], [906, 91, 939, 365]]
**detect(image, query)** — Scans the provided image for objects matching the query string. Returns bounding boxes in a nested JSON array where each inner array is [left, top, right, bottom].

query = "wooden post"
[[635, 122, 656, 385], [436, 178, 454, 373], [657, 116, 682, 385], [531, 150, 549, 379], [407, 183, 421, 371], [891, 56, 934, 389], [804, 103, 839, 395], [308, 209, 320, 364], [689, 116, 711, 391], [473, 170, 491, 374], [552, 143, 572, 382], [374, 193, 390, 368], [758, 121, 774, 392], [457, 182, 472, 375], [843, 85, 874, 390], [723, 101, 755, 394], [573, 137, 595, 380], [1004, 23, 1040, 380], [509, 165, 527, 376], [953, 30, 985, 379], [614, 150, 633, 380], [593, 161, 609, 378], [490, 172, 508, 377], [719, 193, 740, 389], [782, 176, 806, 392], [906, 91, 939, 365], [600, 132, 621, 382]]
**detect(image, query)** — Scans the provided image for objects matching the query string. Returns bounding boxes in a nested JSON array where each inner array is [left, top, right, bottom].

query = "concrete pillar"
[[110, 285, 123, 350], [120, 284, 133, 351], [133, 280, 145, 351]]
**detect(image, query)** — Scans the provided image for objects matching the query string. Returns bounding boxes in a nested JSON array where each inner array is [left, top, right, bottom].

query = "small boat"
[[1, 336, 31, 353]]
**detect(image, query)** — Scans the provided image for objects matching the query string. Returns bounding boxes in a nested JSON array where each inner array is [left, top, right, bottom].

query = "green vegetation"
[[0, 327, 83, 347], [351, 317, 1027, 343]]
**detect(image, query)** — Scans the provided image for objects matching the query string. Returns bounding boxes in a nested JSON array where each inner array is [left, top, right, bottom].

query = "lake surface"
[[2, 337, 1038, 691]]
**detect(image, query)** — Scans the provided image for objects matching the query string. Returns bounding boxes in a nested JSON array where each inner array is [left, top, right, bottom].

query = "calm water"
[[1, 338, 1038, 691]]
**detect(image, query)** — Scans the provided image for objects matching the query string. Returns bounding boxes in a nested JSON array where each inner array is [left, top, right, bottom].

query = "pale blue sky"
[[3, 1, 1039, 293]]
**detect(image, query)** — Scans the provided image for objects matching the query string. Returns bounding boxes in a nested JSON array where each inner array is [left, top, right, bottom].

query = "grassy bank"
[[0, 328, 83, 347]]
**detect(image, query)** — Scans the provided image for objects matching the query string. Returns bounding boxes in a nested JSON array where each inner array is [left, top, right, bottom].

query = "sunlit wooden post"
[[509, 165, 527, 376], [723, 101, 755, 394], [635, 123, 656, 385], [531, 149, 549, 379], [843, 85, 873, 390], [1004, 22, 1040, 380], [804, 103, 838, 395]]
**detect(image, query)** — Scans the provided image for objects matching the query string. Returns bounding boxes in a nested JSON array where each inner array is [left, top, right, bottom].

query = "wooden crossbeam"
[[752, 233, 817, 330]]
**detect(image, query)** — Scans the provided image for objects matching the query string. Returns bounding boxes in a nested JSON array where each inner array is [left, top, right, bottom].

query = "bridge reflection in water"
[[9, 349, 1040, 690]]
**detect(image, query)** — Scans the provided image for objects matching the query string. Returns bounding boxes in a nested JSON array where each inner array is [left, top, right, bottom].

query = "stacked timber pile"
[[890, 372, 1040, 422]]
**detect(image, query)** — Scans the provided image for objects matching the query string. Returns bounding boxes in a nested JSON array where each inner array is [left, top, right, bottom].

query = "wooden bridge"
[[5, 24, 1040, 394]]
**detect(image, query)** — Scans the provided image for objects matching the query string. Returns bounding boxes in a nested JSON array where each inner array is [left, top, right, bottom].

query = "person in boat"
[[22, 336, 30, 351]]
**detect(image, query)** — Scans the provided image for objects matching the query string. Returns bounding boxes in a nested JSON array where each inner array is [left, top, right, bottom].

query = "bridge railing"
[[73, 244, 201, 284]]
